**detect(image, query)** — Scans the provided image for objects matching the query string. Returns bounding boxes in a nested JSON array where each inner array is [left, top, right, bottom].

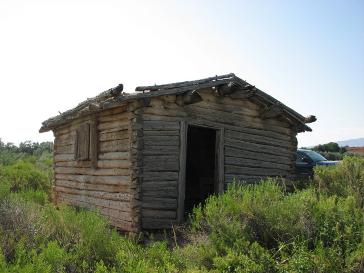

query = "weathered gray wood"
[[55, 144, 74, 154], [55, 159, 130, 169], [176, 90, 203, 106], [55, 173, 130, 186], [99, 124, 129, 134], [143, 120, 180, 130], [141, 107, 187, 118], [55, 161, 92, 168], [141, 181, 177, 188], [54, 186, 132, 202], [184, 105, 292, 135], [56, 179, 129, 193], [225, 156, 291, 171], [57, 195, 132, 220], [99, 139, 129, 153], [143, 155, 179, 171], [54, 154, 76, 162], [260, 103, 283, 119], [55, 166, 130, 176], [98, 112, 128, 123], [97, 119, 129, 131], [143, 130, 180, 136], [143, 155, 179, 163], [143, 162, 179, 171], [57, 197, 136, 231], [142, 188, 177, 198], [229, 90, 255, 99], [128, 105, 144, 232], [89, 119, 98, 168], [141, 218, 177, 229], [217, 81, 240, 96], [99, 130, 128, 141], [143, 136, 179, 146], [76, 123, 90, 161], [177, 121, 187, 223], [143, 171, 179, 181], [58, 192, 132, 211], [142, 197, 177, 210], [41, 74, 311, 136], [225, 146, 292, 165], [97, 160, 130, 169], [304, 115, 317, 123], [136, 73, 235, 92], [225, 165, 287, 176], [225, 129, 294, 149], [99, 105, 128, 117], [142, 209, 176, 219], [186, 118, 293, 143], [98, 152, 129, 160], [143, 146, 179, 155], [43, 73, 312, 233], [185, 99, 259, 119], [224, 138, 295, 157], [216, 128, 224, 194]]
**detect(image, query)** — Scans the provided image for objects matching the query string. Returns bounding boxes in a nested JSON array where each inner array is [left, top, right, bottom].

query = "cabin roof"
[[39, 73, 314, 133]]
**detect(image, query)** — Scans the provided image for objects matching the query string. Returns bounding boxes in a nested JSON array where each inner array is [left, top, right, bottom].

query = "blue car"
[[295, 149, 339, 177]]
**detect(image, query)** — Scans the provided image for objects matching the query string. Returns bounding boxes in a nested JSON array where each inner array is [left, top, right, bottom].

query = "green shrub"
[[212, 241, 276, 273], [0, 180, 11, 199], [314, 156, 364, 206], [0, 250, 6, 272], [0, 160, 51, 192], [0, 197, 44, 261], [190, 180, 319, 251], [277, 242, 342, 273], [11, 189, 49, 205], [0, 142, 363, 272], [347, 239, 364, 273], [37, 241, 69, 273], [189, 176, 364, 272]]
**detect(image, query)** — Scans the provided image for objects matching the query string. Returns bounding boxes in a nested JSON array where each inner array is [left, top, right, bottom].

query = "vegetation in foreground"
[[0, 141, 363, 272]]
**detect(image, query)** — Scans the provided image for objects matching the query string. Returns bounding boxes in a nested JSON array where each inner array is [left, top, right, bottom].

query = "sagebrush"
[[0, 145, 363, 272]]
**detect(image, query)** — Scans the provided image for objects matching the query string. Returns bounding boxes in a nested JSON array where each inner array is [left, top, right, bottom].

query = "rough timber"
[[40, 73, 315, 231]]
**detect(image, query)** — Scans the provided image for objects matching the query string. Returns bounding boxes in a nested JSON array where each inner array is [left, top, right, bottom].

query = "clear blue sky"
[[0, 0, 363, 147]]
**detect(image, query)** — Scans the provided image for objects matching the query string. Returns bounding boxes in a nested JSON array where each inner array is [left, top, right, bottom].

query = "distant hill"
[[337, 138, 364, 147]]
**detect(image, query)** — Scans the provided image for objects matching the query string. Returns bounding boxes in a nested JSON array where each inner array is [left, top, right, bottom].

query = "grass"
[[0, 146, 363, 272]]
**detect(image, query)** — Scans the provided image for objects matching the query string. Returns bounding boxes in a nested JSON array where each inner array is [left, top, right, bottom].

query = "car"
[[295, 149, 339, 177]]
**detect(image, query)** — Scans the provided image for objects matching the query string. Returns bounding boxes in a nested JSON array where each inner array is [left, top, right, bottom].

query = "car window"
[[303, 150, 327, 162], [296, 152, 306, 163]]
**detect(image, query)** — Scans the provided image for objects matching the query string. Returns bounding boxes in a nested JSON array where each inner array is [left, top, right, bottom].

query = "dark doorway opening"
[[185, 125, 217, 214]]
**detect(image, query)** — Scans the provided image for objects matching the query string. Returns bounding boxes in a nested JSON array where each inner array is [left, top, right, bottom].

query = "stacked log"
[[139, 91, 297, 228], [53, 105, 135, 231]]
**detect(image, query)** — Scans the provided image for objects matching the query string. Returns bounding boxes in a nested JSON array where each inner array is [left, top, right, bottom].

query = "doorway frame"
[[177, 121, 224, 223]]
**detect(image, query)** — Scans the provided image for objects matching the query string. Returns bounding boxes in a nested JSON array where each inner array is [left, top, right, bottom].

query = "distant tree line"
[[0, 139, 53, 156], [309, 142, 347, 160], [312, 142, 346, 154]]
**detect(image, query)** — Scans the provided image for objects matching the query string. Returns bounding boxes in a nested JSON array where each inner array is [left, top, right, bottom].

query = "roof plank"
[[135, 73, 235, 92], [39, 74, 313, 133]]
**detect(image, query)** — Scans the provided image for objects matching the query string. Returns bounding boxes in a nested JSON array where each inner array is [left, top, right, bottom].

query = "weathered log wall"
[[140, 90, 298, 228], [53, 105, 137, 231], [52, 88, 299, 231]]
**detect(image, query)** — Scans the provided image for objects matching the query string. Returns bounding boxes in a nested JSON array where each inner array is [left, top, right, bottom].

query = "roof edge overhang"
[[39, 73, 314, 133]]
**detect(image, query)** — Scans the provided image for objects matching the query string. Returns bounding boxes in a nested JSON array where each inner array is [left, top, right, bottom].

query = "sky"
[[0, 0, 363, 147]]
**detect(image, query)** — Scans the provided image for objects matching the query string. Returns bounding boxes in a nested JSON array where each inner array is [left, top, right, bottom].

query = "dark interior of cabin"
[[185, 126, 216, 215]]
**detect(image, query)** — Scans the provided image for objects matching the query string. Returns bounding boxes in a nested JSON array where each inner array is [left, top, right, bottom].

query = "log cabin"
[[40, 73, 315, 232]]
